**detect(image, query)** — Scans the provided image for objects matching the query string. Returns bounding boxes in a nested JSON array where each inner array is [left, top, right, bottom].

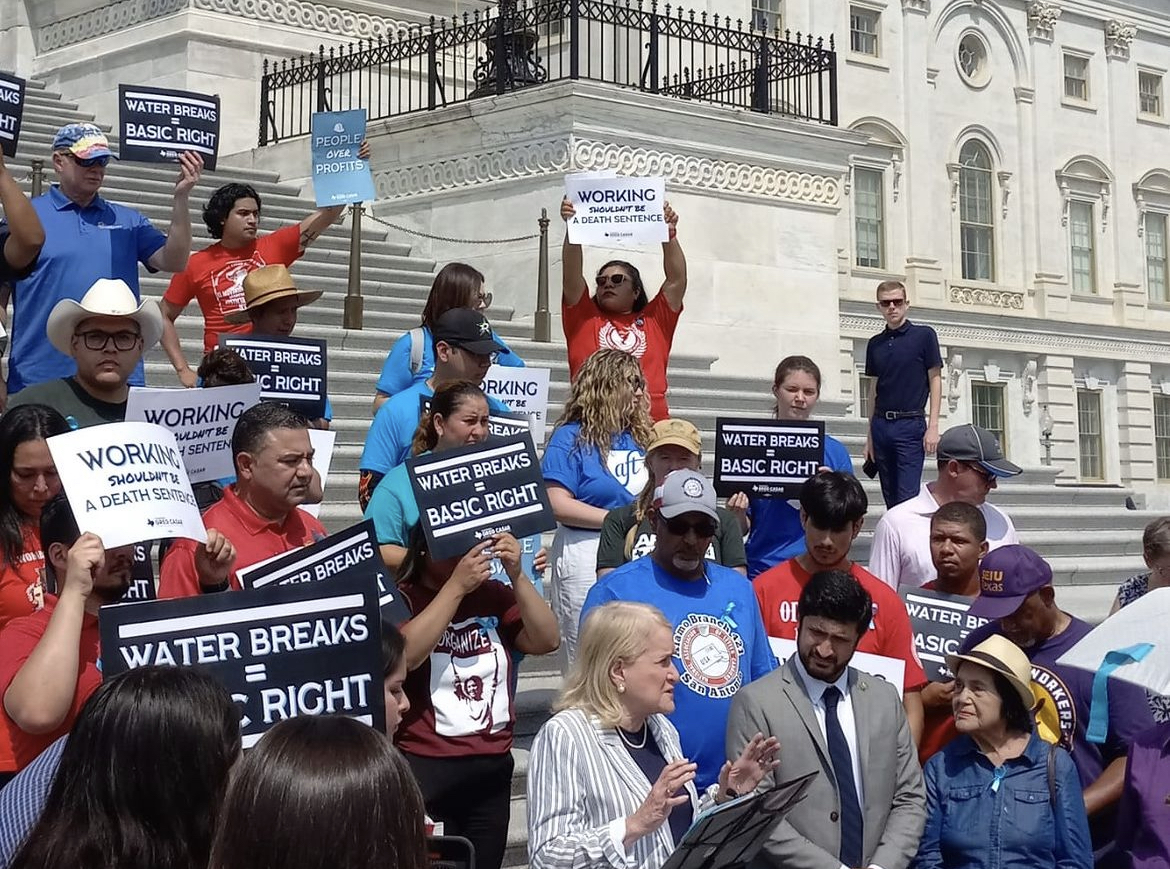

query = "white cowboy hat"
[[46, 278, 165, 355]]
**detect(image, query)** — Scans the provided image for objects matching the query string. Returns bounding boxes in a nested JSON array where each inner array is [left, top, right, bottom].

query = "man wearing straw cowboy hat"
[[7, 278, 164, 429]]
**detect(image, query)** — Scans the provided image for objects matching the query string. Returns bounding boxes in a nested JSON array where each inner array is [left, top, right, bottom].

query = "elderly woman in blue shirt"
[[913, 635, 1092, 869]]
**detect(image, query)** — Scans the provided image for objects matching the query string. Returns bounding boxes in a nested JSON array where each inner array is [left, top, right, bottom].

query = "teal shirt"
[[364, 460, 421, 547]]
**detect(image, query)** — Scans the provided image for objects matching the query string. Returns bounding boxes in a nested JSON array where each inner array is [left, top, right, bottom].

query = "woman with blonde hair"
[[527, 602, 778, 869], [541, 349, 653, 659]]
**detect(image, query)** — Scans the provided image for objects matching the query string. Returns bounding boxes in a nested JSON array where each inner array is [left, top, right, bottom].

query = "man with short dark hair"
[[753, 471, 928, 742], [863, 280, 942, 508], [159, 402, 325, 597], [728, 570, 926, 869]]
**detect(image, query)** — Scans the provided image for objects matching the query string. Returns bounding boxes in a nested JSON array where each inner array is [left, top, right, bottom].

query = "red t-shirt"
[[158, 486, 326, 598], [0, 599, 102, 770], [397, 580, 522, 758], [163, 224, 303, 353], [0, 524, 49, 632], [753, 558, 928, 690], [562, 290, 681, 421], [915, 578, 971, 764]]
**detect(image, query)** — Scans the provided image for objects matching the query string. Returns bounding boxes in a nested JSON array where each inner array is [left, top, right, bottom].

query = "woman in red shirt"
[[560, 198, 687, 421]]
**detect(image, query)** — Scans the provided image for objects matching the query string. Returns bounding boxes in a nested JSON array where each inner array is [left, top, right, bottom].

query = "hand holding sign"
[[65, 532, 110, 601], [450, 541, 494, 595], [919, 680, 955, 709], [194, 529, 237, 590], [174, 151, 204, 198], [489, 533, 524, 582]]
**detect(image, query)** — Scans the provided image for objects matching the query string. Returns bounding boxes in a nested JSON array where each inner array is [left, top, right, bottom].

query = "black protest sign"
[[237, 519, 411, 627], [899, 587, 990, 682], [221, 335, 328, 419], [100, 574, 385, 747], [713, 418, 825, 498], [488, 411, 531, 438], [409, 433, 555, 560], [118, 85, 220, 170], [122, 541, 157, 602], [0, 73, 25, 158]]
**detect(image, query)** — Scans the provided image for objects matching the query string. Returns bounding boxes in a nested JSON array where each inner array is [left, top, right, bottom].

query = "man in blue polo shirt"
[[1, 123, 202, 401], [863, 280, 942, 508]]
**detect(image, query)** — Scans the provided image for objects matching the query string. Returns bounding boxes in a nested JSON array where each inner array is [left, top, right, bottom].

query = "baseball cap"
[[653, 469, 719, 523], [648, 419, 702, 456], [52, 123, 115, 160], [967, 545, 1053, 620], [937, 423, 1022, 478], [432, 308, 506, 356]]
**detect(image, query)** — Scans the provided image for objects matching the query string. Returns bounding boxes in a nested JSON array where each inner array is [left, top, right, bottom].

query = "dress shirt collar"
[[791, 649, 851, 704]]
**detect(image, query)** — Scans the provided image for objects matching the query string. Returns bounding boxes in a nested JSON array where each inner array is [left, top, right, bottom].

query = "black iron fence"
[[259, 0, 837, 145]]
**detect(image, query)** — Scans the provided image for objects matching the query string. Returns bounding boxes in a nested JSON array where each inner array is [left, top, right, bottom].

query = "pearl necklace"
[[618, 723, 649, 750]]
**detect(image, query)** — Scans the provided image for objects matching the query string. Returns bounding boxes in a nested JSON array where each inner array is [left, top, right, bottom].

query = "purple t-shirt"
[[1117, 721, 1170, 869]]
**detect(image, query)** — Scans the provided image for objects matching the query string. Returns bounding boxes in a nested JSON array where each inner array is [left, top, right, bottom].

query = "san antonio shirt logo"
[[674, 614, 743, 699]]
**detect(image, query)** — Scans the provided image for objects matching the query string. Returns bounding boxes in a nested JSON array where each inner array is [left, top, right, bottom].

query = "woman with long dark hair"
[[372, 262, 526, 412], [209, 715, 428, 869], [8, 666, 240, 869]]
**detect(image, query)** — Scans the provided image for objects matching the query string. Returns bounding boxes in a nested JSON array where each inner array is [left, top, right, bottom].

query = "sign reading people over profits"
[[713, 418, 826, 498], [564, 175, 668, 246], [237, 520, 411, 627], [221, 335, 328, 420], [0, 73, 25, 158], [310, 109, 374, 206], [125, 383, 262, 483], [408, 433, 555, 560], [899, 587, 989, 682], [48, 422, 207, 549], [118, 85, 220, 170], [100, 575, 385, 746]]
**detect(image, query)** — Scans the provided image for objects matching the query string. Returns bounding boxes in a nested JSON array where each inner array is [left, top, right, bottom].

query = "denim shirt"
[[913, 732, 1093, 869]]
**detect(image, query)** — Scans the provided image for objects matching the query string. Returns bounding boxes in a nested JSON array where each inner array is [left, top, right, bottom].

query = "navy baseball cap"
[[432, 308, 505, 356], [937, 424, 1022, 478], [967, 545, 1053, 620]]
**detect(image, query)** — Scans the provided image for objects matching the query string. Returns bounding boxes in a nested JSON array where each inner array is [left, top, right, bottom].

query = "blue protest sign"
[[311, 110, 373, 207]]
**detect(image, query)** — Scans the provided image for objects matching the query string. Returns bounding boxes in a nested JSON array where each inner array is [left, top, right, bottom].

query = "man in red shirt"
[[158, 161, 366, 386], [0, 493, 234, 770], [917, 501, 988, 764], [752, 471, 928, 742], [160, 402, 325, 597]]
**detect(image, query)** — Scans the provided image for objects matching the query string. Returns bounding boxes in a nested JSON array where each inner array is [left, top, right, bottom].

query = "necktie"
[[823, 685, 864, 868]]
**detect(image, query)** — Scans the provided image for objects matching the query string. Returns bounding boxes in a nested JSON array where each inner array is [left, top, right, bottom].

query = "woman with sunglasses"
[[542, 349, 653, 661], [371, 262, 526, 413], [560, 198, 686, 421]]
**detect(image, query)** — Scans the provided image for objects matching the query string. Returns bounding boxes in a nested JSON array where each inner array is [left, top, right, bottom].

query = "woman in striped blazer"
[[527, 602, 779, 869]]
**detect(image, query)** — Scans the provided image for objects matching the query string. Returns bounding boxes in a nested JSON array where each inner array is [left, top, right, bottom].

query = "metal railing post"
[[534, 208, 551, 342], [344, 204, 364, 329], [29, 159, 44, 197]]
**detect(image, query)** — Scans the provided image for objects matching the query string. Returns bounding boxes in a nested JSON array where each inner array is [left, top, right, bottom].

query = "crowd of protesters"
[[0, 123, 1166, 869]]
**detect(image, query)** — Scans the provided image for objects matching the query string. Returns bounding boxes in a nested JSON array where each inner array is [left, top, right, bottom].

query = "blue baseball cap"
[[52, 123, 115, 160]]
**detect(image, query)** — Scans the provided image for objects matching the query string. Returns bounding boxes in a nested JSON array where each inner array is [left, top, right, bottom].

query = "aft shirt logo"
[[1031, 664, 1076, 750], [675, 614, 743, 699]]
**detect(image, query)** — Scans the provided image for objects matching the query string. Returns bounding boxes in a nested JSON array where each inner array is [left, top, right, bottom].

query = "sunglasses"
[[877, 298, 906, 309], [475, 291, 493, 310], [596, 274, 628, 288], [662, 516, 718, 538], [628, 374, 647, 391], [963, 463, 996, 484], [67, 153, 111, 169], [75, 330, 141, 351]]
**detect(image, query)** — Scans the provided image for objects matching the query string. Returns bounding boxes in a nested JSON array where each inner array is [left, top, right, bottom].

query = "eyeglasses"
[[75, 330, 141, 351], [628, 374, 647, 391], [596, 274, 628, 288], [66, 153, 111, 169], [877, 298, 906, 309], [963, 463, 996, 485], [663, 516, 718, 538]]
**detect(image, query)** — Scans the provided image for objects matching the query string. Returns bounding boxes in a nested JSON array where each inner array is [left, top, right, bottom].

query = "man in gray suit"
[[727, 570, 925, 869]]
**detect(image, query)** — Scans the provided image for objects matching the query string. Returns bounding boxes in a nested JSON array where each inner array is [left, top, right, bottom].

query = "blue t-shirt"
[[359, 382, 511, 475], [540, 423, 646, 517], [745, 434, 853, 578], [7, 186, 166, 393], [864, 320, 943, 415], [581, 557, 777, 788], [375, 326, 526, 398]]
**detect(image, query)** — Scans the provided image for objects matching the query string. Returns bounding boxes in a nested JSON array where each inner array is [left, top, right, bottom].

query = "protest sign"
[[48, 422, 206, 549], [488, 411, 532, 439], [100, 574, 385, 746], [564, 175, 668, 246], [237, 520, 411, 626], [488, 533, 540, 587], [713, 418, 825, 498], [768, 637, 904, 695], [484, 365, 551, 441], [220, 335, 328, 420], [126, 383, 261, 484], [299, 428, 336, 519], [900, 587, 989, 682], [409, 433, 555, 560], [123, 541, 157, 602], [310, 110, 374, 207], [0, 73, 25, 158], [118, 85, 220, 170]]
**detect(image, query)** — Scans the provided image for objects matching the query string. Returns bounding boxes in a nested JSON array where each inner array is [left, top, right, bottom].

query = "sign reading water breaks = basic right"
[[713, 417, 825, 499]]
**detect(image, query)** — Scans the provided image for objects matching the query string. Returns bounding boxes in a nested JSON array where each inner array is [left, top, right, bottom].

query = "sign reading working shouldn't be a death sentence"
[[564, 174, 668, 246]]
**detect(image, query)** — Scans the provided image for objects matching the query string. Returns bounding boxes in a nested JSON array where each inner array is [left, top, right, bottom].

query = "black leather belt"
[[882, 410, 925, 420]]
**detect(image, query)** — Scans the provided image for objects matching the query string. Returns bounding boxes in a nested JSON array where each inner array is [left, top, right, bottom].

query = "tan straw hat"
[[946, 634, 1039, 712], [46, 278, 164, 355], [224, 264, 322, 324]]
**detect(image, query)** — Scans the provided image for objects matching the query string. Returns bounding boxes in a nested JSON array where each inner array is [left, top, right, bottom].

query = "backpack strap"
[[409, 327, 425, 374]]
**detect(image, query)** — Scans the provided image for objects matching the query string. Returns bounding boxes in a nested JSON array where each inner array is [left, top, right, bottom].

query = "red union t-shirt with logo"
[[562, 290, 681, 421], [163, 224, 303, 353]]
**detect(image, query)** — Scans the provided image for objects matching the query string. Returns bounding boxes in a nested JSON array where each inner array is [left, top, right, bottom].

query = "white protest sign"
[[768, 637, 905, 695], [125, 383, 262, 484], [48, 422, 207, 548], [299, 428, 337, 519], [564, 175, 668, 246], [483, 365, 551, 442]]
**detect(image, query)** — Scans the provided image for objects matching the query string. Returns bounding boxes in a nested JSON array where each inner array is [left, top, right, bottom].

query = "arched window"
[[959, 141, 995, 281]]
